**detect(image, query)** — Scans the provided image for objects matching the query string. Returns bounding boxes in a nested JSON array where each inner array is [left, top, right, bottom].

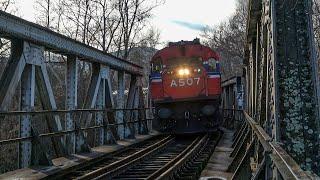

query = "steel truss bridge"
[[0, 0, 320, 179]]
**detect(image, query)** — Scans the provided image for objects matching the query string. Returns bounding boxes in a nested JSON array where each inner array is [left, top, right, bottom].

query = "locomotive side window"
[[205, 58, 218, 72], [152, 58, 162, 73]]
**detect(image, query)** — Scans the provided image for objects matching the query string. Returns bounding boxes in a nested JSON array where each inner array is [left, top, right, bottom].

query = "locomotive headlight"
[[184, 69, 190, 75], [178, 68, 190, 76], [178, 69, 185, 76]]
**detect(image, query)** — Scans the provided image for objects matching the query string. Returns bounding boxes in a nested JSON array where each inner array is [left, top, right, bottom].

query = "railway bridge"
[[0, 0, 320, 179]]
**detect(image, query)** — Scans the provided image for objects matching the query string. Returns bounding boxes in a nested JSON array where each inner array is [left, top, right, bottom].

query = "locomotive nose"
[[201, 105, 216, 116], [158, 108, 172, 119]]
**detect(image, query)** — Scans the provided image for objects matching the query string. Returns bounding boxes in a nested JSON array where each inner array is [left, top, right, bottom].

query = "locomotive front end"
[[150, 39, 222, 133]]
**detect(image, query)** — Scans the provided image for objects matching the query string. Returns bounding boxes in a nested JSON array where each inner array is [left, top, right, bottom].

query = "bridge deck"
[[0, 132, 159, 179], [200, 128, 234, 180]]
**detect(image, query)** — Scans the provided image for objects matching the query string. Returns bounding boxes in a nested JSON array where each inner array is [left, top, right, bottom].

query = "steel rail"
[[147, 135, 206, 180], [0, 10, 143, 75], [77, 135, 175, 180]]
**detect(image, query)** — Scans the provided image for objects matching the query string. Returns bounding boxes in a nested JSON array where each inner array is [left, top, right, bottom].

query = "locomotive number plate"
[[170, 77, 200, 87]]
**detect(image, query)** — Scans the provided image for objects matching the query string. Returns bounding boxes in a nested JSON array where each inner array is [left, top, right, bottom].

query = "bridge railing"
[[0, 9, 152, 173], [0, 108, 153, 171], [222, 109, 319, 180]]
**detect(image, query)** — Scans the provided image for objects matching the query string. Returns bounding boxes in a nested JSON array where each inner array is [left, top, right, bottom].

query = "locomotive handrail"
[[226, 109, 318, 179]]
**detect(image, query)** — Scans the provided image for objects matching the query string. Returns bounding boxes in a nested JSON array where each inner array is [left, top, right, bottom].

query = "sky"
[[17, 0, 236, 47]]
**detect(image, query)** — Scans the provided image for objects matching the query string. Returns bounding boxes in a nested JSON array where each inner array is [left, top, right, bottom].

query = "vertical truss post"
[[244, 67, 250, 112], [145, 83, 153, 131], [65, 55, 77, 154], [133, 86, 139, 133], [116, 71, 125, 139], [83, 63, 101, 128], [269, 0, 320, 173], [95, 74, 105, 146], [20, 64, 35, 168], [250, 42, 256, 117], [255, 22, 261, 120], [125, 75, 137, 139], [138, 80, 148, 134], [102, 66, 116, 144]]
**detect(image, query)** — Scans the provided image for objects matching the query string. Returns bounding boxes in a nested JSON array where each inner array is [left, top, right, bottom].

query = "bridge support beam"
[[98, 65, 116, 145], [20, 63, 35, 167], [137, 84, 148, 134], [245, 0, 320, 176], [116, 71, 125, 139], [0, 40, 66, 167], [83, 63, 116, 146], [66, 56, 78, 154], [0, 10, 146, 172], [124, 75, 137, 138]]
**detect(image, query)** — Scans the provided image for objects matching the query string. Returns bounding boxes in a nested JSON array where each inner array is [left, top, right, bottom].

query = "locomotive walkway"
[[1, 0, 320, 179]]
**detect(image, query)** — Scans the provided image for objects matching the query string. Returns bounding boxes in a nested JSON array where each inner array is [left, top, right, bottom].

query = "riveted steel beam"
[[124, 75, 138, 138], [65, 55, 78, 154], [20, 64, 35, 168], [0, 10, 143, 76], [245, 0, 320, 176], [116, 71, 125, 139], [269, 0, 320, 173]]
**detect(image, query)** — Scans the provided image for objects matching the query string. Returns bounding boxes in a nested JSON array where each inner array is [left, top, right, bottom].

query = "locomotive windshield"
[[165, 57, 219, 72], [166, 57, 202, 68]]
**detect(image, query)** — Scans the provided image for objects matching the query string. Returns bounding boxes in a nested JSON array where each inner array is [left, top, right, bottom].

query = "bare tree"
[[89, 0, 120, 52], [201, 0, 248, 79], [313, 0, 320, 51], [35, 0, 53, 28], [138, 27, 161, 49], [0, 0, 16, 12], [0, 0, 17, 60], [117, 0, 163, 59]]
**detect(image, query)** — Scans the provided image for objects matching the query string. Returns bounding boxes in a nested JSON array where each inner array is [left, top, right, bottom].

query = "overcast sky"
[[17, 0, 236, 47]]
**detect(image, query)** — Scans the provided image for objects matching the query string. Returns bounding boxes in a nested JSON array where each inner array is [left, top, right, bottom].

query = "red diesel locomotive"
[[150, 39, 222, 133]]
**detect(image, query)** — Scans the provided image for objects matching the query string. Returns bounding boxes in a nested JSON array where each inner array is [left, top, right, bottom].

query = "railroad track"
[[50, 132, 221, 180], [48, 135, 171, 180]]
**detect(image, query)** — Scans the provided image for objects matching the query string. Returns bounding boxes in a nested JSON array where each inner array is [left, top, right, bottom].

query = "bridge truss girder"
[[0, 11, 148, 169], [244, 0, 320, 177]]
